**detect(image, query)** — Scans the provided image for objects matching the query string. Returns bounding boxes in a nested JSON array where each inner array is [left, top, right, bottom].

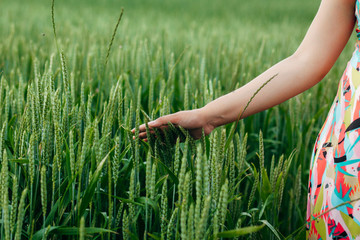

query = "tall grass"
[[0, 0, 357, 238]]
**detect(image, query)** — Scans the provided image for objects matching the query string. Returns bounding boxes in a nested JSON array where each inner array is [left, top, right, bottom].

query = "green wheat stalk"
[[103, 8, 124, 74], [225, 74, 278, 150]]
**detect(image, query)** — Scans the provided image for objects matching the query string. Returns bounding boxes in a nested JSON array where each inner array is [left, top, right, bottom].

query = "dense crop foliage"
[[0, 0, 357, 239]]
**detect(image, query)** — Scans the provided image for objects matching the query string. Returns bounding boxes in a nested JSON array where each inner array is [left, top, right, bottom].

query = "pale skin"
[[132, 0, 356, 140]]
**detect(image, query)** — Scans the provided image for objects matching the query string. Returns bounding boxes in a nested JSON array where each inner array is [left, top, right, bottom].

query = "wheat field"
[[0, 0, 357, 239]]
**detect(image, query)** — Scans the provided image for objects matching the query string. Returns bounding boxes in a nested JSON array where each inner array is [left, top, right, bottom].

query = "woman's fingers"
[[132, 121, 156, 134], [139, 131, 148, 139], [149, 115, 177, 128], [136, 123, 146, 133], [132, 114, 175, 133], [131, 109, 213, 143], [131, 112, 188, 142]]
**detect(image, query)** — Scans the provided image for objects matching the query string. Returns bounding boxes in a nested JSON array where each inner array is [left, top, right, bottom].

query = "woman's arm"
[[134, 0, 356, 140]]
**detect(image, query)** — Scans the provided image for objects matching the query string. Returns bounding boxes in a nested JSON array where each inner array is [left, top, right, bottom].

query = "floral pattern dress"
[[306, 1, 360, 239]]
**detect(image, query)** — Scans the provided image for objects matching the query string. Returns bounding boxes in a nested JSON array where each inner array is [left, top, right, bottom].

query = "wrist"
[[199, 104, 224, 130]]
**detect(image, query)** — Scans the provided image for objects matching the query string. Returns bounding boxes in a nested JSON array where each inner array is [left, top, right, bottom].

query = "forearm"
[[201, 54, 326, 128]]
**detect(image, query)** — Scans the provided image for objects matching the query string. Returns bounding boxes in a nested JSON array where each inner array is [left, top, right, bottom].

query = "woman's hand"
[[132, 108, 215, 141]]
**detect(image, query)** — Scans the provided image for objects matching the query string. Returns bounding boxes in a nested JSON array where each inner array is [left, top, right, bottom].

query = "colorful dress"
[[306, 1, 360, 239]]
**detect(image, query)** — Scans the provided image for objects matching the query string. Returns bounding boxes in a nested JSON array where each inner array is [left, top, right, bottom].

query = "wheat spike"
[[40, 165, 47, 221], [248, 172, 259, 210], [122, 209, 129, 240], [219, 179, 229, 231], [10, 175, 18, 234], [79, 216, 85, 240], [174, 138, 180, 175], [180, 198, 188, 240], [166, 208, 178, 239], [294, 165, 302, 207], [14, 188, 28, 240], [129, 168, 136, 220], [161, 179, 168, 240], [187, 203, 195, 240], [1, 150, 10, 240]]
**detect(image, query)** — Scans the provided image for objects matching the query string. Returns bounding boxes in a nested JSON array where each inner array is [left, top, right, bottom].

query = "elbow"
[[289, 51, 333, 84]]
